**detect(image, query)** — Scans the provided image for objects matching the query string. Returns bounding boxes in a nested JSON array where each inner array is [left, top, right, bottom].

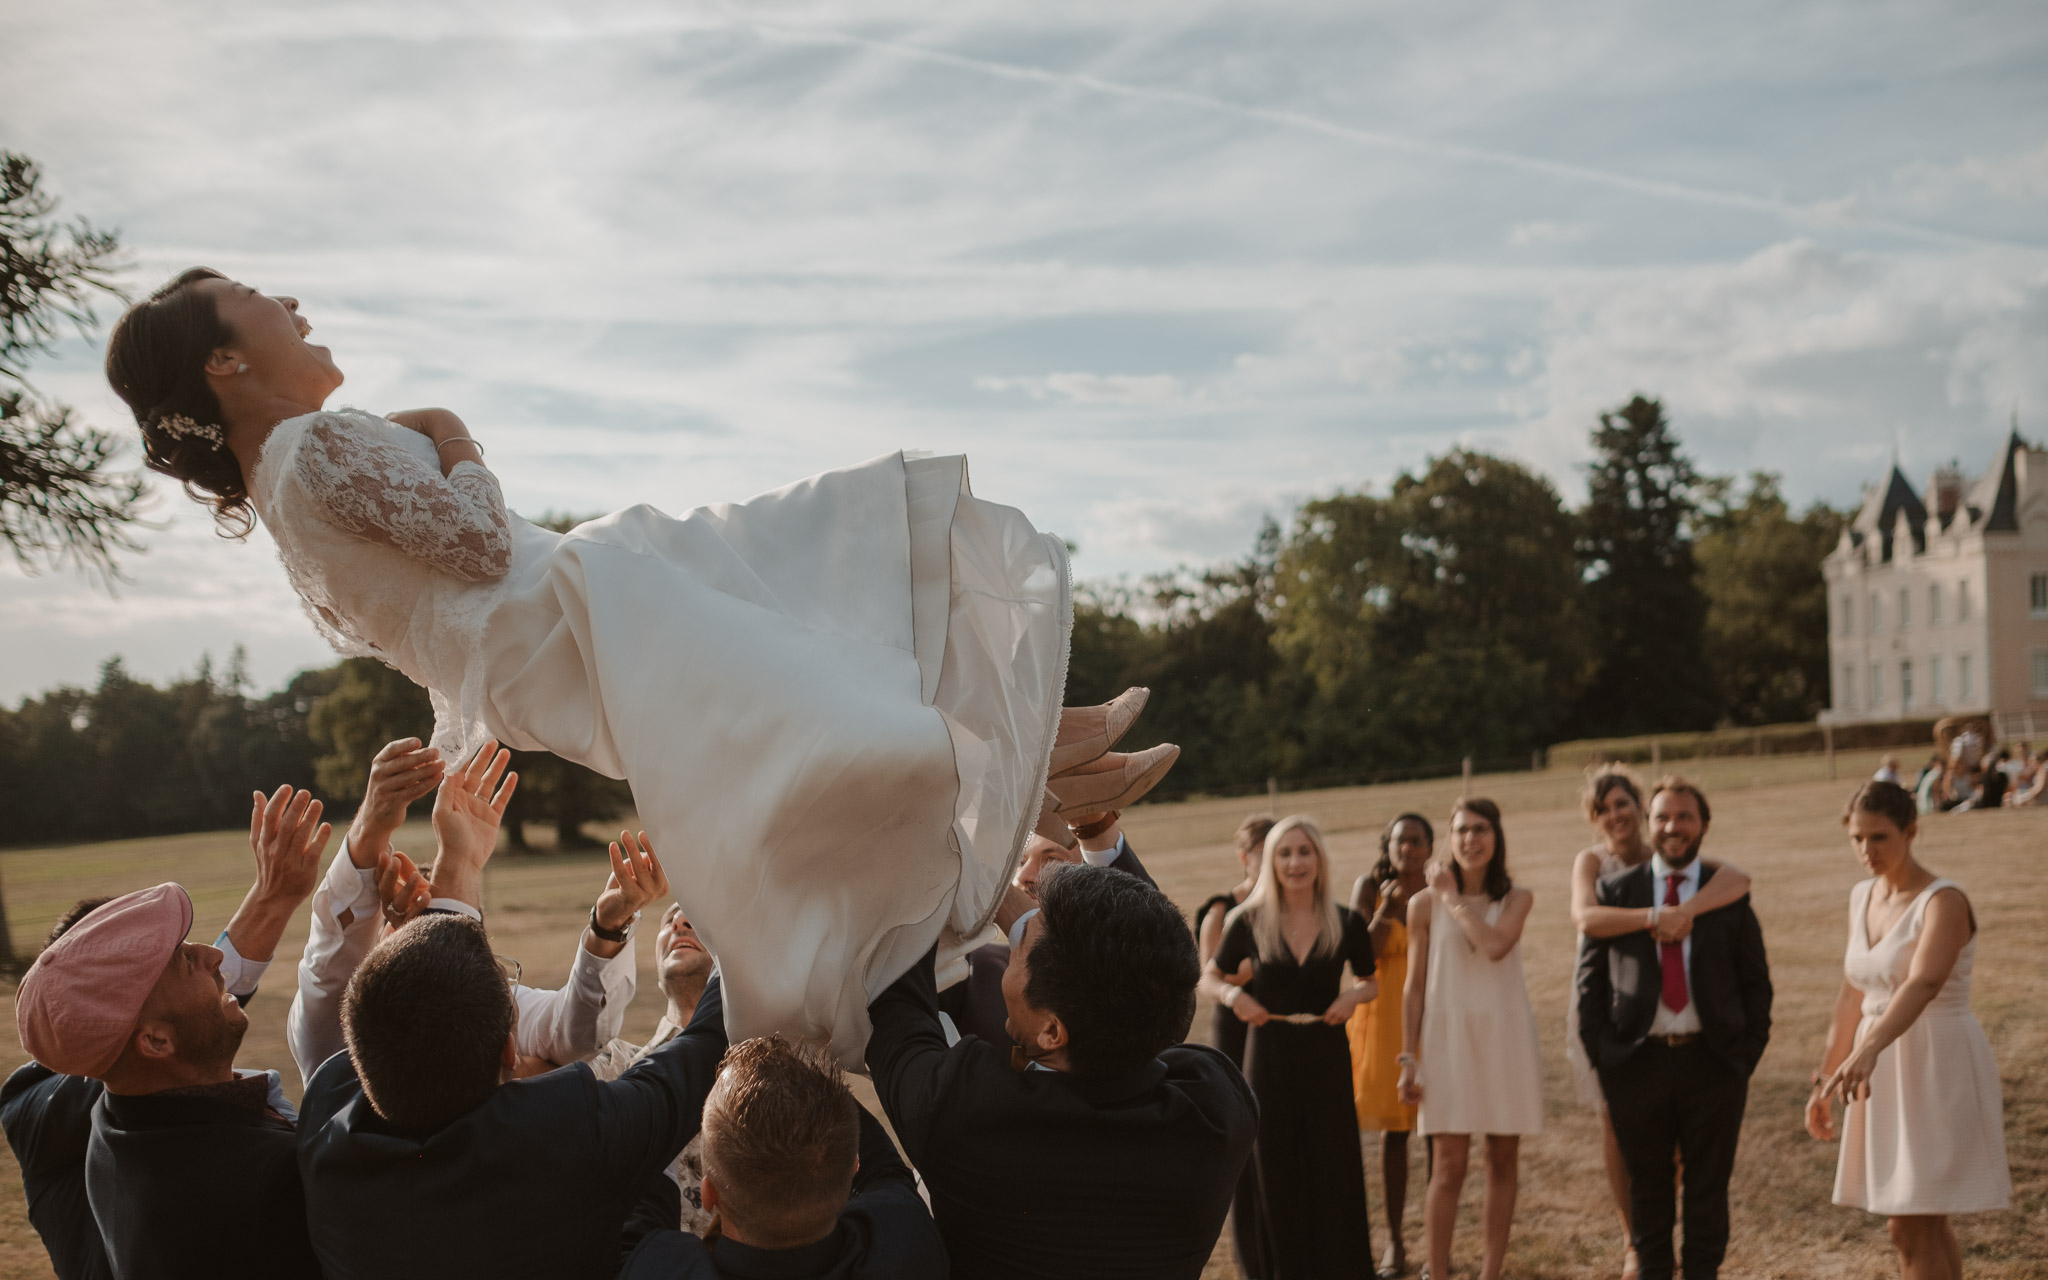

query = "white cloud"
[[1508, 220, 1590, 247], [975, 372, 1186, 404]]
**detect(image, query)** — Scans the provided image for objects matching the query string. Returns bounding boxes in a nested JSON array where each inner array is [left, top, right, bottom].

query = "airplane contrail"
[[725, 12, 2021, 253]]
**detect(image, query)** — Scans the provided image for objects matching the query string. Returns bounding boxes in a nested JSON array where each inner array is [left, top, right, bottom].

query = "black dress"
[[1199, 892, 1249, 1067], [1215, 906, 1378, 1280]]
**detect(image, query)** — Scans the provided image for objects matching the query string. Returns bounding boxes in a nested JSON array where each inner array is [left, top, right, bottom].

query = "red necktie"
[[1660, 874, 1690, 1013]]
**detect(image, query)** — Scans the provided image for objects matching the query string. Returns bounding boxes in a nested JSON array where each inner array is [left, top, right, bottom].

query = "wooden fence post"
[[1651, 739, 1661, 771], [1461, 756, 1473, 796], [1267, 776, 1278, 806], [1824, 720, 1836, 780]]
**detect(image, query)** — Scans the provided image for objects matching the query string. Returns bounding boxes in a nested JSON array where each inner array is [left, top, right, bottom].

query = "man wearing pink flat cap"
[[6, 783, 336, 1280], [15, 877, 322, 1280]]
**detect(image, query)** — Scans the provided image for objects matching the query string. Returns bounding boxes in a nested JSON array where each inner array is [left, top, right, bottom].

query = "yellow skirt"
[[1347, 918, 1416, 1132]]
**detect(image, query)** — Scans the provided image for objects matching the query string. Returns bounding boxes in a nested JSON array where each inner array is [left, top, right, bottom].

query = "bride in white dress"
[[105, 269, 1179, 1059]]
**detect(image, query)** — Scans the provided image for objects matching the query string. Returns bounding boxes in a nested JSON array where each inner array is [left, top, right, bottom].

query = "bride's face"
[[198, 277, 344, 403]]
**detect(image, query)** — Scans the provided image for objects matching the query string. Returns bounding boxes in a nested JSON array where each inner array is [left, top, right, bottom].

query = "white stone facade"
[[1822, 431, 2048, 736]]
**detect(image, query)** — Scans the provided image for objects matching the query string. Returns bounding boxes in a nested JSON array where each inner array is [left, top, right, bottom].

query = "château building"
[[1822, 427, 2048, 737]]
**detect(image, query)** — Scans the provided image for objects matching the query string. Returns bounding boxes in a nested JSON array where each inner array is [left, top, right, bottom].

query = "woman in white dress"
[[1806, 780, 2010, 1280], [104, 269, 1178, 1059], [1397, 798, 1543, 1280], [1565, 765, 1751, 1280]]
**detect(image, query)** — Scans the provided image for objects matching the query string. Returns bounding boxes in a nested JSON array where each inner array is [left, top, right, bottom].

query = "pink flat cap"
[[16, 883, 193, 1078]]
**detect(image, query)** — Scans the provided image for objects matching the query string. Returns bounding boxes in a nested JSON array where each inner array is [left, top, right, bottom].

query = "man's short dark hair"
[[1025, 863, 1197, 1078], [341, 915, 512, 1133], [700, 1036, 859, 1249], [48, 897, 115, 948]]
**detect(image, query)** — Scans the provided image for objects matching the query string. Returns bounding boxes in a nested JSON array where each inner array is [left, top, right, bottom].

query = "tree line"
[[1064, 396, 1843, 797]]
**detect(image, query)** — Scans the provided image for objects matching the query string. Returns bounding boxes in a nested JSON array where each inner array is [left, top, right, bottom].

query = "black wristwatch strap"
[[588, 906, 634, 944]]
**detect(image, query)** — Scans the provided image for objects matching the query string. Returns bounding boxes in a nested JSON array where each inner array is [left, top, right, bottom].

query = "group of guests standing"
[[1197, 766, 2011, 1280]]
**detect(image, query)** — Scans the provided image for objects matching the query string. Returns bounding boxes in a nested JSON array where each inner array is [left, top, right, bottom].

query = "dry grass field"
[[0, 747, 2038, 1279]]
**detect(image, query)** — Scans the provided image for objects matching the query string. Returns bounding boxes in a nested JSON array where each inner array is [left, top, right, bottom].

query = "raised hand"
[[1425, 859, 1458, 900], [347, 738, 443, 869], [225, 785, 334, 963], [429, 741, 517, 910], [595, 831, 671, 935], [374, 848, 432, 932], [250, 785, 332, 911]]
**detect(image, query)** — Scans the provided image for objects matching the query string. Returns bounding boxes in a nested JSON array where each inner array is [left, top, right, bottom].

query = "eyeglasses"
[[494, 955, 521, 991]]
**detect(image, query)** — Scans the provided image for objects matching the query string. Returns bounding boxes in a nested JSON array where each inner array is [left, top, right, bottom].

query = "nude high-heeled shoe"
[[1046, 743, 1180, 817], [1049, 687, 1149, 777], [1032, 788, 1077, 850]]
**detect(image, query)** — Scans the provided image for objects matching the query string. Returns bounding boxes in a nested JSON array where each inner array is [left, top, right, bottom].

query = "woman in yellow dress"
[[1349, 813, 1432, 1278]]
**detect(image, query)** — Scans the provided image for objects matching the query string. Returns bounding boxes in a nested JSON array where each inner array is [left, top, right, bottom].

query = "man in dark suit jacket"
[[936, 813, 1157, 1048], [1576, 778, 1772, 1280], [297, 913, 728, 1280], [617, 1038, 944, 1279], [870, 862, 1257, 1280]]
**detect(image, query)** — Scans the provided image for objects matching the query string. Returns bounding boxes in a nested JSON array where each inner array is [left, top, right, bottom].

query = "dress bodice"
[[1215, 907, 1376, 1018], [1844, 878, 1974, 1019], [249, 408, 552, 757]]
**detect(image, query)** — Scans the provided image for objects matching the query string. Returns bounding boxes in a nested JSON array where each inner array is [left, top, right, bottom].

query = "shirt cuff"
[[1080, 834, 1127, 868], [213, 931, 269, 999], [1008, 907, 1040, 950], [326, 839, 381, 921], [427, 898, 483, 922]]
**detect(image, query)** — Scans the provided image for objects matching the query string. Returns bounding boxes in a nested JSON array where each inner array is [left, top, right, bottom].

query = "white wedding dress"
[[249, 408, 1070, 1060]]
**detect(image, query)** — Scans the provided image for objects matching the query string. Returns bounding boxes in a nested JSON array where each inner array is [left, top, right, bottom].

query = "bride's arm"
[[296, 413, 513, 583]]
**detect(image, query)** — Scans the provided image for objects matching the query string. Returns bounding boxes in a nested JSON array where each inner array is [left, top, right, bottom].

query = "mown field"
[[0, 747, 2038, 1279]]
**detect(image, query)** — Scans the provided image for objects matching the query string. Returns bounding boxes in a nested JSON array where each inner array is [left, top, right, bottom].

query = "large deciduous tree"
[[0, 152, 142, 582], [1696, 471, 1844, 725], [1573, 395, 1717, 736]]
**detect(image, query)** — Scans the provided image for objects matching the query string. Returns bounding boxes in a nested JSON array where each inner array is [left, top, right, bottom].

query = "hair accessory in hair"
[[156, 413, 224, 446]]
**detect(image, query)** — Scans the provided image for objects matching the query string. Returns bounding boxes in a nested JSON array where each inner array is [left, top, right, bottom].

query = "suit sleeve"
[[850, 1102, 915, 1197], [597, 971, 729, 1194], [1574, 877, 1617, 1062], [1729, 900, 1773, 1076], [864, 948, 952, 1164], [1108, 839, 1160, 891]]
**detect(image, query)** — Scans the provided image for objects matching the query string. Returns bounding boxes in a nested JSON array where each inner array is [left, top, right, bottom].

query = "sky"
[[4, 0, 2047, 703]]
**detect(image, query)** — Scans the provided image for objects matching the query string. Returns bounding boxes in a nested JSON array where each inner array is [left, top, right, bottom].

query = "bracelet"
[[588, 906, 636, 944], [1647, 904, 1662, 929], [436, 436, 484, 458], [1397, 1052, 1418, 1066], [1219, 985, 1242, 1008]]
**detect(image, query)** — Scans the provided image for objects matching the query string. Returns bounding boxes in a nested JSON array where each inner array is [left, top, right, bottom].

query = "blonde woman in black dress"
[[1200, 815, 1379, 1279]]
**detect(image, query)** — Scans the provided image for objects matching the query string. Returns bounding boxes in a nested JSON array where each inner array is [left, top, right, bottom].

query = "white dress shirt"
[[286, 838, 638, 1084], [1648, 854, 1704, 1036]]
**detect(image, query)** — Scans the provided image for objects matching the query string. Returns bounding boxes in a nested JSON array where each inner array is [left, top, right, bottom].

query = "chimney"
[[1928, 462, 1964, 527]]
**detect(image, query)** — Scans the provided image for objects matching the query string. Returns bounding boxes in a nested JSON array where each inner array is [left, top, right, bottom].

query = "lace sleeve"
[[294, 415, 512, 582]]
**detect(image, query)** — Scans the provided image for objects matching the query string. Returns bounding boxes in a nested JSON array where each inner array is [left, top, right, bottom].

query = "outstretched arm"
[[217, 785, 332, 997], [295, 412, 511, 583], [513, 832, 664, 1064]]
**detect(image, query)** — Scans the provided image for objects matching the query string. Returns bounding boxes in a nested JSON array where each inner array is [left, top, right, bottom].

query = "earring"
[[236, 363, 248, 373]]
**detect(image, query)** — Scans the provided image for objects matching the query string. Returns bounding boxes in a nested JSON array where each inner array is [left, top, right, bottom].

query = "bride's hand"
[[387, 407, 471, 443]]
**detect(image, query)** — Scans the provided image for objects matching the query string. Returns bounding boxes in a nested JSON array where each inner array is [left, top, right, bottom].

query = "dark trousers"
[[1597, 1041, 1748, 1280]]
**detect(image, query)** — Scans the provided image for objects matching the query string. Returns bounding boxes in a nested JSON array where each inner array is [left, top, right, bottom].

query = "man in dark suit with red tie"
[[1576, 777, 1773, 1280]]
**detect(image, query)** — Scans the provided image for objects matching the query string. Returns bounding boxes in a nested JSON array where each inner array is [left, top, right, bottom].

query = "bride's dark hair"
[[104, 267, 255, 536]]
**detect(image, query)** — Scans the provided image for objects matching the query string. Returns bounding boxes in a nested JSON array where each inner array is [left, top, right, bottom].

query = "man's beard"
[[1657, 833, 1704, 869], [177, 1004, 248, 1073]]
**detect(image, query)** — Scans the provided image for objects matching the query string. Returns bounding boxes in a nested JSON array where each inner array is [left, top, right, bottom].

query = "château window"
[[2032, 573, 2048, 617], [1930, 656, 1944, 704], [1929, 583, 1942, 626], [1870, 661, 1883, 707], [1960, 654, 1974, 701], [2035, 650, 2048, 698], [1959, 579, 1972, 620], [1840, 664, 1855, 710], [1841, 595, 1854, 635], [1900, 660, 1914, 709], [1899, 588, 1911, 630], [1870, 594, 1882, 635]]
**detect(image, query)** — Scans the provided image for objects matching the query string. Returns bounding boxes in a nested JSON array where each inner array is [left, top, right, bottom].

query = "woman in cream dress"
[[1398, 798, 1543, 1280], [104, 269, 1178, 1060], [1807, 780, 2009, 1280]]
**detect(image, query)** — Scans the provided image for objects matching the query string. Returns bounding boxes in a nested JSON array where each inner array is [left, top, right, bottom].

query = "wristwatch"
[[588, 906, 636, 944]]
